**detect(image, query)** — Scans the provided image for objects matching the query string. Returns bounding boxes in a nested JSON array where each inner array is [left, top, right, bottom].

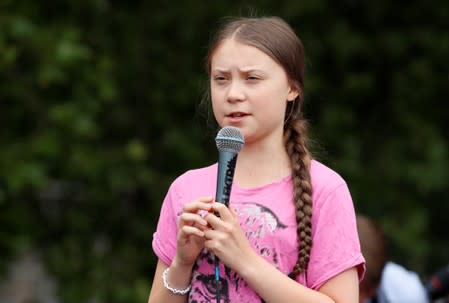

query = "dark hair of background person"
[[356, 214, 388, 299]]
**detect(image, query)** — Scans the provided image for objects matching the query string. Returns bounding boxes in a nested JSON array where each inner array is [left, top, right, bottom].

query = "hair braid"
[[284, 109, 313, 277]]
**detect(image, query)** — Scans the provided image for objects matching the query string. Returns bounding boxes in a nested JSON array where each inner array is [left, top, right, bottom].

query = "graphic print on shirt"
[[188, 202, 290, 303]]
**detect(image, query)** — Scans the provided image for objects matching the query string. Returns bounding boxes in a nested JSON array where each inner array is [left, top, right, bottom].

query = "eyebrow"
[[212, 67, 265, 73]]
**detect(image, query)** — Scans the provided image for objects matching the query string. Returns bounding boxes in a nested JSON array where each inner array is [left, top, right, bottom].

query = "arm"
[[241, 254, 359, 303], [148, 197, 214, 303], [204, 202, 360, 303], [148, 259, 192, 303]]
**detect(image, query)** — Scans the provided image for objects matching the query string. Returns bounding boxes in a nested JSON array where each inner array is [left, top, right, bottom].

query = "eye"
[[246, 75, 261, 82], [213, 75, 227, 82], [212, 74, 228, 81], [245, 72, 263, 81]]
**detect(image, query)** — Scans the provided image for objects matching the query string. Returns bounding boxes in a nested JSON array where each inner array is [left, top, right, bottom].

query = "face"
[[210, 38, 299, 145]]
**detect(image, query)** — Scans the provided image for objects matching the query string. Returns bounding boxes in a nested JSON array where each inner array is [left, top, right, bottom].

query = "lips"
[[225, 112, 249, 124], [227, 112, 248, 118]]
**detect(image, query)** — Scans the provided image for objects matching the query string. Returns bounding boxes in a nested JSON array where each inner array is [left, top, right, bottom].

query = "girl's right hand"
[[174, 196, 213, 267]]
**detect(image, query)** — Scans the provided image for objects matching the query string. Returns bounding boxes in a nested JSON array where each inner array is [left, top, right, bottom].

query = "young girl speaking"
[[148, 16, 365, 303]]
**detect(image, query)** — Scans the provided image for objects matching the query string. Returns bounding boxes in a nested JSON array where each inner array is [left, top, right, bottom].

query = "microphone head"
[[215, 126, 245, 153]]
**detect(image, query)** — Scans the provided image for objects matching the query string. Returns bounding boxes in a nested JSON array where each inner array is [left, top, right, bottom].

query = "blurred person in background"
[[357, 214, 429, 303], [426, 264, 449, 303]]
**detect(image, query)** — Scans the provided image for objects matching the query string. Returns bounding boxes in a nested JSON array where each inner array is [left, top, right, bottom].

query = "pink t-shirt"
[[152, 160, 365, 302]]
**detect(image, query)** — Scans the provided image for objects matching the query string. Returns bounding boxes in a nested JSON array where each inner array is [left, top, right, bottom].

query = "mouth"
[[226, 112, 249, 118]]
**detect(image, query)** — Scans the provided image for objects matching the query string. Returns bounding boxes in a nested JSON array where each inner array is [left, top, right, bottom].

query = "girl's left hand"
[[203, 202, 257, 272]]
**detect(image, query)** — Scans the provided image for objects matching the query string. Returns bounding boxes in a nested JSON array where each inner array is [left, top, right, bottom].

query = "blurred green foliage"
[[0, 0, 448, 302]]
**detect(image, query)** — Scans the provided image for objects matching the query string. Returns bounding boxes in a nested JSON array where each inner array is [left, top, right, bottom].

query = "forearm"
[[148, 260, 193, 303], [238, 254, 335, 303]]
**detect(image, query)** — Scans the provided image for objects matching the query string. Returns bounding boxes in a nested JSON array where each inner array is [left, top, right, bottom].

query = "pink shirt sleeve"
[[151, 179, 181, 266], [305, 183, 365, 289]]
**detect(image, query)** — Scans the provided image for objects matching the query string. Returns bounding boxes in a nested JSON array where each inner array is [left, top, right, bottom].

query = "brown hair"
[[356, 214, 388, 296], [206, 16, 312, 277]]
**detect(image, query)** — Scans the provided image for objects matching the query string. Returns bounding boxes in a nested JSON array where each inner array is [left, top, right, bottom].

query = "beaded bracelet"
[[162, 267, 191, 296]]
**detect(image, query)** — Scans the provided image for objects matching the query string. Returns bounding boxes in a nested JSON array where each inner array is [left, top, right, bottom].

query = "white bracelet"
[[162, 267, 191, 296]]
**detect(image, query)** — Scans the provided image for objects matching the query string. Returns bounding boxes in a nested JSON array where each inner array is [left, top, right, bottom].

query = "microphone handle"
[[214, 151, 238, 303], [215, 151, 238, 206]]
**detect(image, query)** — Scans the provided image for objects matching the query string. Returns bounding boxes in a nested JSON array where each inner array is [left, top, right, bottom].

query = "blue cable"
[[215, 257, 220, 302]]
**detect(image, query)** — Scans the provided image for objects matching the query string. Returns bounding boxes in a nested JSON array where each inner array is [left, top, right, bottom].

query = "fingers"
[[209, 202, 235, 221], [179, 200, 238, 238], [179, 196, 213, 227], [229, 205, 239, 217], [182, 196, 214, 214], [179, 212, 208, 228], [204, 203, 238, 232], [180, 224, 205, 238], [203, 229, 224, 251]]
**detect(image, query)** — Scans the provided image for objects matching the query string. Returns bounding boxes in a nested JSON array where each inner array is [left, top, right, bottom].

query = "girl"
[[148, 16, 365, 303]]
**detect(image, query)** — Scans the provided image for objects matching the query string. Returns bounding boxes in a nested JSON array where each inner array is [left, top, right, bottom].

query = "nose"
[[227, 80, 245, 103]]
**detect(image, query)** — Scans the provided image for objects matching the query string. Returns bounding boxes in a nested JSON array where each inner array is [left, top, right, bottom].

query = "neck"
[[234, 138, 291, 188]]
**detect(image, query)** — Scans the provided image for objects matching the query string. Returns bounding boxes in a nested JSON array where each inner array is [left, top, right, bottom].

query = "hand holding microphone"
[[175, 196, 214, 267], [175, 126, 245, 303], [174, 127, 244, 261]]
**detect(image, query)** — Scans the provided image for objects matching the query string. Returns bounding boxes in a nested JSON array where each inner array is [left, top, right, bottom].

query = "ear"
[[287, 83, 300, 102]]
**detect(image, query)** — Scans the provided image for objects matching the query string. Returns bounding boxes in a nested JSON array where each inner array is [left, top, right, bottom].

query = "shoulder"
[[167, 162, 217, 197], [309, 159, 356, 222], [172, 163, 217, 186], [310, 159, 348, 197]]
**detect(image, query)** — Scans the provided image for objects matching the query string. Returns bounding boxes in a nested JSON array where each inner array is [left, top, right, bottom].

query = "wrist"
[[162, 267, 191, 296], [171, 256, 195, 272], [165, 259, 194, 290], [235, 250, 262, 281]]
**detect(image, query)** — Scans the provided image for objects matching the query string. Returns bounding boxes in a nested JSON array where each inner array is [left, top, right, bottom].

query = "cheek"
[[255, 89, 288, 113], [210, 97, 224, 126], [210, 87, 221, 105], [210, 90, 220, 107]]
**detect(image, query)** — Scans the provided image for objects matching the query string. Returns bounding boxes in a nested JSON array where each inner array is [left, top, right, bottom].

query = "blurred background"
[[0, 0, 448, 302]]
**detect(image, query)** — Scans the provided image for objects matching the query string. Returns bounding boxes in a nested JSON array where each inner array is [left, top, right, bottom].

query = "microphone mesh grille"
[[215, 126, 245, 153]]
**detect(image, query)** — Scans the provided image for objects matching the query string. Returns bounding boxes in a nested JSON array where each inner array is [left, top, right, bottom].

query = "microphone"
[[215, 126, 245, 206], [425, 265, 449, 300], [214, 126, 244, 303]]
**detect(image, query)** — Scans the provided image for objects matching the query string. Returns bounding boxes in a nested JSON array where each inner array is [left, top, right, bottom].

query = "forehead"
[[211, 38, 279, 70]]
